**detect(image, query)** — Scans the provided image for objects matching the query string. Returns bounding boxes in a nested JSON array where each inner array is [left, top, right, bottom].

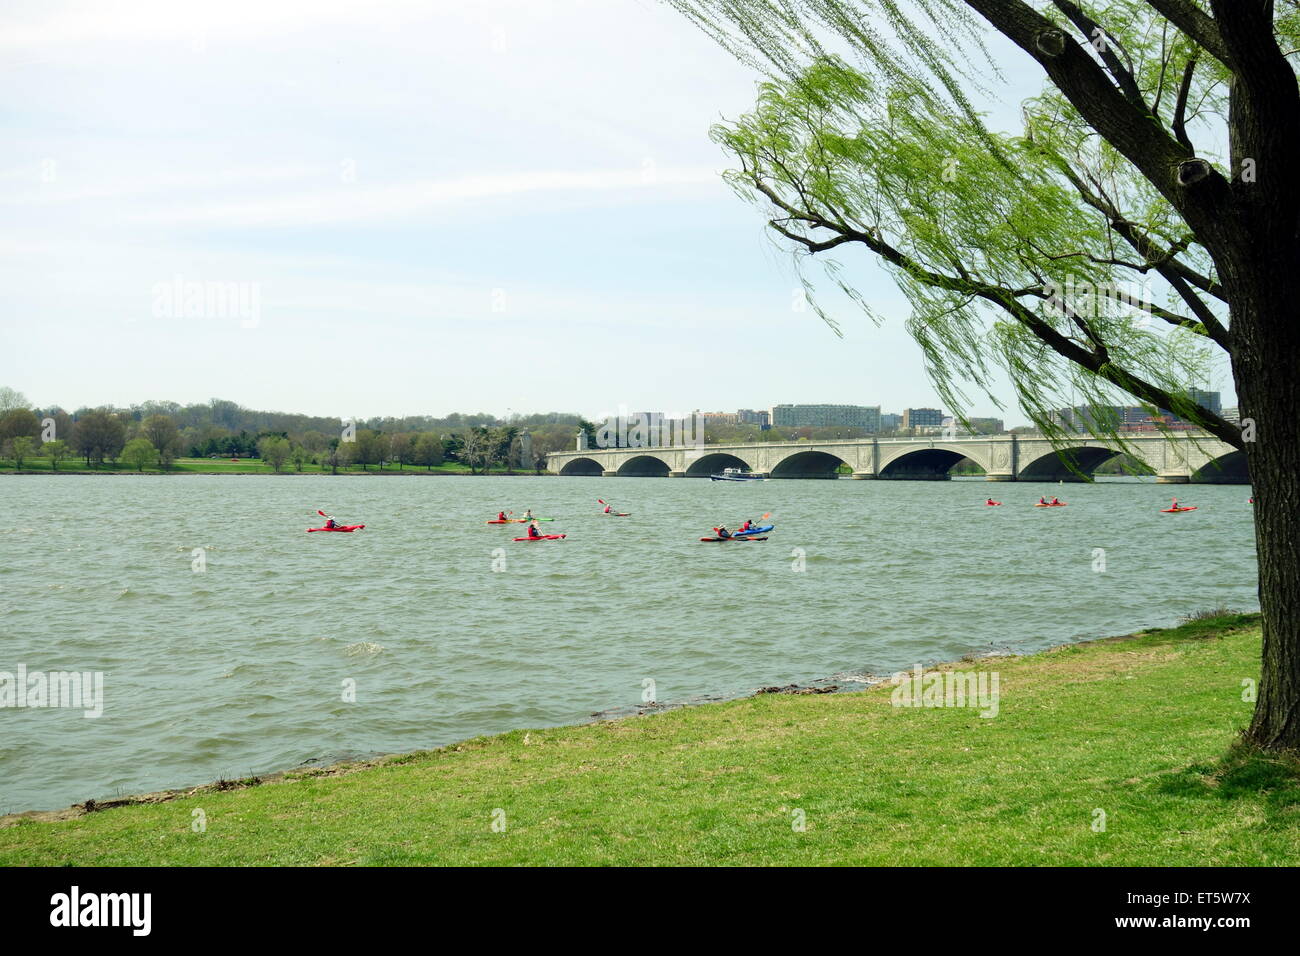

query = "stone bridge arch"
[[684, 451, 757, 477], [616, 454, 672, 477], [558, 456, 604, 476], [1018, 443, 1125, 481], [878, 444, 991, 480], [769, 449, 849, 478], [1192, 450, 1250, 484]]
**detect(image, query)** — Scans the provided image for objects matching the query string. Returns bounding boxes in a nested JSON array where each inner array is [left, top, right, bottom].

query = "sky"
[[0, 0, 1218, 425]]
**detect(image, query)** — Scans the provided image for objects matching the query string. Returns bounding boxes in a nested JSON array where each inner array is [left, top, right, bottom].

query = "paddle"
[[735, 511, 773, 533]]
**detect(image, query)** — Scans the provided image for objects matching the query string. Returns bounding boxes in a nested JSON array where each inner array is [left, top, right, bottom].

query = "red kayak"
[[513, 534, 567, 541], [985, 501, 1002, 506], [1162, 506, 1198, 513], [307, 524, 365, 533], [487, 519, 525, 524], [700, 536, 768, 542]]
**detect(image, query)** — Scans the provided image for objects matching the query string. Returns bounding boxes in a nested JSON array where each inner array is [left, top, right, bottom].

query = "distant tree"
[[0, 386, 28, 415], [299, 430, 329, 455], [460, 426, 494, 474], [413, 432, 443, 471], [122, 438, 156, 472], [142, 414, 181, 468], [388, 433, 415, 470], [43, 439, 70, 471], [8, 435, 35, 470], [73, 409, 126, 467], [258, 435, 291, 473], [290, 443, 309, 472], [493, 425, 519, 474], [0, 408, 40, 444], [353, 430, 382, 471], [327, 440, 354, 475]]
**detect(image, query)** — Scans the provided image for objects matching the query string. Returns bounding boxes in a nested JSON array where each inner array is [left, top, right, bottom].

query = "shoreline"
[[1, 674, 869, 825], [0, 470, 555, 477], [1, 612, 1281, 867], [0, 614, 1241, 827]]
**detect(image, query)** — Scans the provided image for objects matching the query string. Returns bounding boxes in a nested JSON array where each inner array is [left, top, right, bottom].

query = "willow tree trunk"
[[1214, 3, 1300, 749], [1233, 274, 1300, 750]]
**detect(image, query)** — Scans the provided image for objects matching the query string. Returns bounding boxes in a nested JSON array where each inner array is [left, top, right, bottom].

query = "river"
[[0, 474, 1257, 813]]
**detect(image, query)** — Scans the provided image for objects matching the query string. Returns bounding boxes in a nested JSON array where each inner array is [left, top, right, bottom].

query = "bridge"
[[545, 433, 1248, 483]]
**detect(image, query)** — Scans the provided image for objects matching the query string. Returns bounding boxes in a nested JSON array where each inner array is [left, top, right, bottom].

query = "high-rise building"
[[594, 410, 701, 447], [769, 404, 882, 431], [1187, 389, 1223, 416], [901, 407, 944, 429], [700, 411, 740, 426]]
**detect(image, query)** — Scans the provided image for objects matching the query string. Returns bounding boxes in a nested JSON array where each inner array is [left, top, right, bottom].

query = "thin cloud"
[[125, 165, 723, 228]]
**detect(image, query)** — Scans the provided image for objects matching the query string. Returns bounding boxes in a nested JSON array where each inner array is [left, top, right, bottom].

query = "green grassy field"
[[0, 457, 524, 475], [2, 613, 1295, 866]]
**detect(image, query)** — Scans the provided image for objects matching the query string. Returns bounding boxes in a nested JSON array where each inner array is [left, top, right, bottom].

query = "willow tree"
[[668, 0, 1300, 750]]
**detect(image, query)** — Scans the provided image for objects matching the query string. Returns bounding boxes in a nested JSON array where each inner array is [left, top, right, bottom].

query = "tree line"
[[0, 387, 592, 473]]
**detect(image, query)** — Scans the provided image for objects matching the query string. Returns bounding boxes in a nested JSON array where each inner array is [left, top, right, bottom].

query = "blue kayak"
[[734, 524, 774, 536]]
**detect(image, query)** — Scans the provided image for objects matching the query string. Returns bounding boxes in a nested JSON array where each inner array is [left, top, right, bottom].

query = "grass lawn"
[[2, 613, 1296, 866]]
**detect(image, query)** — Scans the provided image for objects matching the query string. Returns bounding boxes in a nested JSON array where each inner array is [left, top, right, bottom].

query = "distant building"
[[901, 407, 944, 429], [700, 411, 740, 426], [1052, 403, 1210, 434], [737, 408, 770, 427], [595, 410, 700, 448], [770, 404, 882, 431], [880, 413, 902, 430], [1051, 405, 1125, 433], [1221, 406, 1240, 424], [966, 417, 1004, 434], [1187, 389, 1222, 416]]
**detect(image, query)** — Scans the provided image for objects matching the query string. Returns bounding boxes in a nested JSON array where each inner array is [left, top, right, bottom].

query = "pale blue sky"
[[0, 0, 1230, 424]]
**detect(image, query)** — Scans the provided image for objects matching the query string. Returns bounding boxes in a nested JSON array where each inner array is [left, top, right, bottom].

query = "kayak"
[[700, 536, 768, 542], [602, 512, 632, 517], [1034, 503, 1068, 507], [307, 524, 365, 533], [487, 518, 555, 524], [513, 534, 567, 541], [985, 502, 1002, 506], [1162, 506, 1198, 513], [734, 524, 774, 536]]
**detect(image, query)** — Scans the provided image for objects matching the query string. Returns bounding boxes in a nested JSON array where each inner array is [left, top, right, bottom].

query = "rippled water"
[[0, 474, 1258, 813]]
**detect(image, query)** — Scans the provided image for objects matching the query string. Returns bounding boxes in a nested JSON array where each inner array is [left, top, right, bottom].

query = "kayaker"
[[986, 498, 997, 506], [715, 525, 732, 540], [496, 510, 508, 521], [324, 515, 338, 529], [1050, 496, 1061, 505], [527, 521, 542, 539], [740, 518, 753, 532], [522, 508, 535, 521], [602, 503, 612, 514], [1038, 496, 1047, 505]]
